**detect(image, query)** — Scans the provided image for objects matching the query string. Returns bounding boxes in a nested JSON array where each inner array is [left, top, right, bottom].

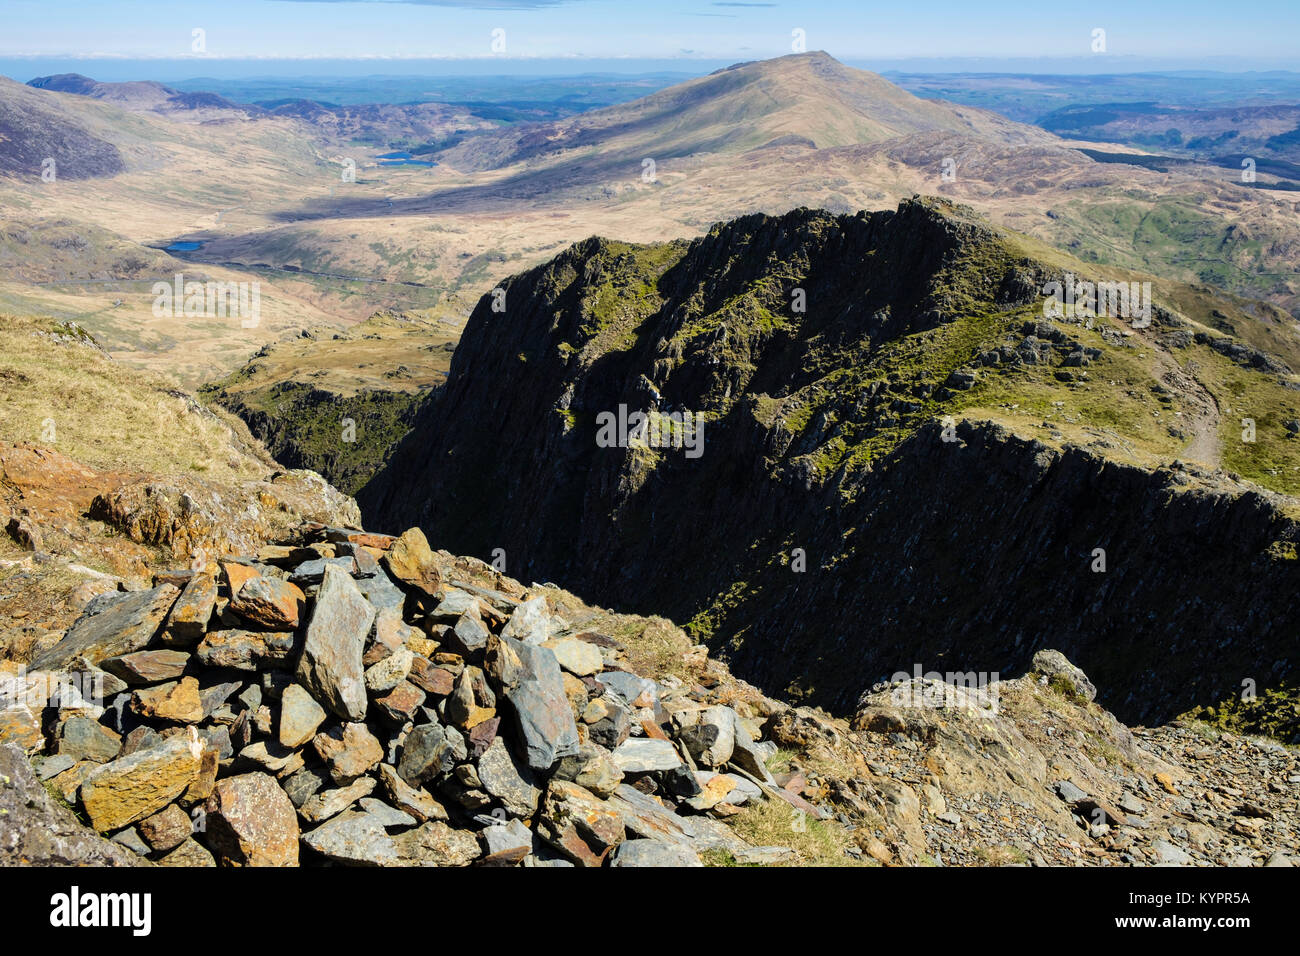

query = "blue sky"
[[3, 0, 1297, 68]]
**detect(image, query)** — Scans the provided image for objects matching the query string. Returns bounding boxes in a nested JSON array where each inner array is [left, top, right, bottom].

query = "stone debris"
[[5, 525, 804, 867]]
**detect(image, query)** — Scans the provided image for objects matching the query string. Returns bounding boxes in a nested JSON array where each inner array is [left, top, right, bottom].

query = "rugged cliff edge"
[[360, 198, 1300, 724]]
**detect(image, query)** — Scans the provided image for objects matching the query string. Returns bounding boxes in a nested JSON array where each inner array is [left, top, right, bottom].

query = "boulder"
[[101, 649, 192, 686], [302, 810, 398, 866], [162, 573, 216, 646], [132, 676, 204, 723], [544, 638, 604, 677], [476, 736, 541, 817], [382, 528, 442, 596], [197, 629, 295, 671], [204, 772, 300, 866], [1031, 649, 1097, 702], [296, 565, 374, 721], [675, 705, 735, 767], [610, 839, 703, 867], [613, 738, 683, 774], [500, 596, 554, 645], [397, 722, 465, 785], [391, 820, 481, 866], [55, 716, 122, 763], [229, 575, 304, 629], [502, 637, 580, 772], [138, 803, 193, 852], [300, 776, 377, 824], [31, 585, 179, 670], [79, 733, 203, 832], [312, 722, 384, 783], [536, 780, 625, 867], [376, 763, 448, 823], [278, 683, 327, 749]]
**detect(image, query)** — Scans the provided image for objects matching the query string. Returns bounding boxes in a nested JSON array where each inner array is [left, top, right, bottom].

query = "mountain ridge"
[[358, 197, 1300, 724]]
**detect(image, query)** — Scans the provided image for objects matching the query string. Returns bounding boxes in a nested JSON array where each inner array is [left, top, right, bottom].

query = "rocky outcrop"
[[89, 469, 361, 563], [360, 199, 1300, 725]]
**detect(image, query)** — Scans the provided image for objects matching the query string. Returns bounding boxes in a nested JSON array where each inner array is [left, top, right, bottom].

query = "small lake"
[[376, 151, 437, 168], [165, 241, 204, 252]]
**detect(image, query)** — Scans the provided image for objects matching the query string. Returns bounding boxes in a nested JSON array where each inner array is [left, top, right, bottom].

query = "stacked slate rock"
[[8, 525, 810, 866]]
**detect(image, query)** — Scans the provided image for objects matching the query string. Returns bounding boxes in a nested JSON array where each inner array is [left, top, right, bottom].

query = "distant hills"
[[0, 75, 124, 179], [27, 72, 257, 121], [434, 52, 1053, 176]]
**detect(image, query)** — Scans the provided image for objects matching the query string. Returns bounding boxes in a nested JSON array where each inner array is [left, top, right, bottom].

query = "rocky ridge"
[[360, 197, 1300, 726]]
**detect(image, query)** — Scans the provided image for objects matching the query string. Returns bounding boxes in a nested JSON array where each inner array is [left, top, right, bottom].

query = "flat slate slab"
[[31, 585, 180, 671]]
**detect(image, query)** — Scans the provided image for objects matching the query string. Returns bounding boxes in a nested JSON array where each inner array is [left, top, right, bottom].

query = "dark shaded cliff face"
[[359, 198, 1300, 724]]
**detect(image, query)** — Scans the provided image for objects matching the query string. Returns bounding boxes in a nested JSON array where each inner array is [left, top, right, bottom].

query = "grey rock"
[[1031, 649, 1097, 702], [500, 596, 555, 645], [358, 798, 416, 829], [290, 557, 356, 585], [1055, 780, 1089, 804], [300, 776, 376, 824], [282, 766, 330, 808], [725, 710, 776, 786], [56, 716, 121, 763], [675, 705, 735, 767], [110, 826, 152, 857], [483, 818, 533, 857], [610, 839, 703, 867], [278, 683, 327, 748], [734, 845, 796, 865], [720, 774, 763, 806], [1151, 839, 1193, 866], [198, 680, 243, 719], [31, 585, 179, 670], [430, 590, 480, 620], [356, 566, 406, 612], [35, 753, 77, 780], [237, 683, 263, 713], [477, 736, 541, 817], [302, 810, 399, 866], [588, 698, 632, 750], [553, 743, 623, 798], [447, 612, 490, 657], [198, 724, 233, 761], [612, 738, 683, 774], [100, 649, 191, 686], [397, 722, 466, 785], [296, 565, 374, 721], [504, 637, 580, 772], [0, 743, 142, 865], [596, 671, 657, 708]]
